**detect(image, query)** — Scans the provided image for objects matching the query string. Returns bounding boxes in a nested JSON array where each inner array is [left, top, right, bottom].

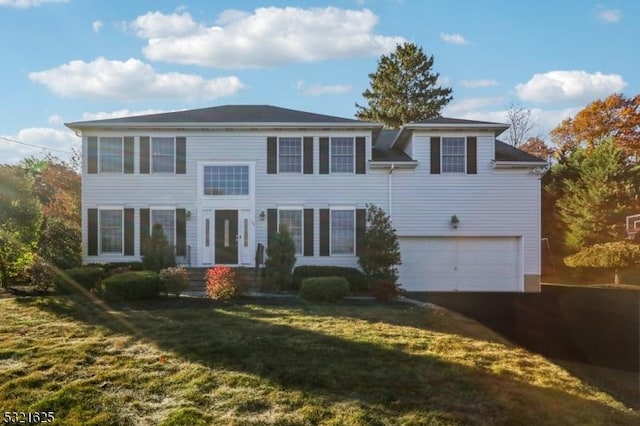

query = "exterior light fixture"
[[450, 214, 459, 229], [259, 210, 266, 221]]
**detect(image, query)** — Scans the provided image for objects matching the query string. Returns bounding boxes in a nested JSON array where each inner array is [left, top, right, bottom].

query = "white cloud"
[[131, 7, 405, 68], [81, 109, 173, 121], [515, 70, 626, 104], [47, 114, 64, 126], [0, 128, 79, 165], [443, 96, 506, 115], [596, 7, 621, 23], [460, 79, 499, 88], [29, 57, 245, 101], [92, 20, 104, 32], [296, 80, 352, 96], [0, 0, 67, 8], [440, 33, 469, 45]]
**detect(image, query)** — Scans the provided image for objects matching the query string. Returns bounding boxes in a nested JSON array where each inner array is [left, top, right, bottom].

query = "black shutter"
[[304, 208, 314, 256], [140, 137, 150, 174], [355, 209, 366, 256], [355, 137, 366, 174], [88, 137, 98, 174], [88, 208, 98, 256], [176, 137, 186, 174], [176, 208, 186, 256], [430, 137, 441, 174], [319, 137, 329, 174], [267, 209, 277, 247], [267, 137, 277, 174], [124, 137, 134, 174], [319, 208, 329, 256], [303, 137, 313, 174], [467, 137, 477, 175], [124, 208, 134, 255], [140, 208, 150, 256]]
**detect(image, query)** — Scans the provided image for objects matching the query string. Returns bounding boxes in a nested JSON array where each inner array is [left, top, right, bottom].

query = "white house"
[[66, 105, 547, 292]]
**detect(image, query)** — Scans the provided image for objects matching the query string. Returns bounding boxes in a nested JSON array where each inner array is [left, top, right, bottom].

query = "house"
[[65, 105, 547, 292]]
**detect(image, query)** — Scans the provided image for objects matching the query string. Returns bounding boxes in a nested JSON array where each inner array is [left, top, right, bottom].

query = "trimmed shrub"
[[28, 257, 56, 292], [54, 265, 106, 294], [142, 224, 176, 272], [102, 262, 144, 273], [159, 267, 189, 297], [101, 271, 160, 301], [299, 276, 350, 302], [263, 225, 296, 291], [358, 204, 401, 285], [370, 279, 402, 302], [206, 265, 243, 301], [292, 266, 365, 291]]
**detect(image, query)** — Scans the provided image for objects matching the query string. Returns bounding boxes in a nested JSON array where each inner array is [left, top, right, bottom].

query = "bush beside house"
[[263, 225, 296, 291], [299, 277, 350, 302], [292, 266, 365, 292], [101, 271, 160, 301]]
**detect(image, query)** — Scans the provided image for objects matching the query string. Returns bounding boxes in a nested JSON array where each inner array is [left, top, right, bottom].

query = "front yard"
[[0, 295, 637, 425]]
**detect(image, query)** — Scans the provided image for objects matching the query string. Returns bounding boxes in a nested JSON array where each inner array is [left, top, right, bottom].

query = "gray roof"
[[495, 140, 546, 162], [412, 116, 508, 126], [374, 129, 400, 149], [67, 105, 373, 127], [371, 129, 414, 162]]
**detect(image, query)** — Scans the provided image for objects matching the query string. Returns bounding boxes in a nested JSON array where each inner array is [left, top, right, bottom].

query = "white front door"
[[238, 209, 253, 265], [202, 209, 213, 265]]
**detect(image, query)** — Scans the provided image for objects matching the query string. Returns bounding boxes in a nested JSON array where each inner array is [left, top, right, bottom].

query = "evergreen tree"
[[356, 42, 453, 128], [264, 225, 296, 290], [358, 204, 401, 285], [142, 224, 176, 272]]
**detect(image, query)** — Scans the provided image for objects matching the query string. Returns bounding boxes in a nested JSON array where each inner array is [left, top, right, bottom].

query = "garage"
[[398, 237, 522, 292]]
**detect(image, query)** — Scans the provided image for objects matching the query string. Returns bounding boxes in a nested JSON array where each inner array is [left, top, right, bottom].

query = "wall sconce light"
[[259, 210, 266, 221], [450, 214, 459, 229], [186, 210, 192, 221]]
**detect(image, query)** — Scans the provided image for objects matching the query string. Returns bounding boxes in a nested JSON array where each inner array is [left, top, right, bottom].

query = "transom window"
[[331, 209, 355, 255], [203, 165, 249, 196], [279, 210, 303, 255], [152, 137, 175, 173], [100, 209, 122, 253], [99, 137, 123, 173], [331, 137, 354, 173], [151, 209, 175, 246], [442, 137, 465, 173], [278, 137, 302, 173]]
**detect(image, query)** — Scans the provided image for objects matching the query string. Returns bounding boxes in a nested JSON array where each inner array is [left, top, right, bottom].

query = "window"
[[203, 165, 249, 196], [152, 137, 175, 173], [100, 209, 122, 253], [151, 209, 175, 246], [278, 137, 302, 173], [99, 137, 123, 173], [442, 137, 465, 173], [279, 210, 302, 255], [331, 209, 354, 255], [331, 137, 354, 173]]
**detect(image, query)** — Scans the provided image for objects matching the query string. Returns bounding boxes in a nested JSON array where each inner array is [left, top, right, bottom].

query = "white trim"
[[98, 136, 124, 174], [369, 161, 418, 169], [492, 160, 548, 169], [98, 207, 124, 255], [441, 136, 467, 174], [277, 207, 304, 256], [149, 207, 177, 247], [329, 207, 356, 256], [329, 136, 356, 174], [69, 121, 382, 132], [150, 136, 177, 174], [198, 161, 255, 200], [277, 136, 303, 174]]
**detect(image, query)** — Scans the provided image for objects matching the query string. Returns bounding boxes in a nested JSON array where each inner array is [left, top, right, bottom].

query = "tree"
[[550, 93, 640, 158], [356, 42, 453, 128], [556, 139, 638, 253], [358, 204, 401, 285], [142, 224, 176, 272], [505, 102, 534, 148], [263, 225, 296, 291], [519, 137, 555, 160], [564, 241, 640, 285]]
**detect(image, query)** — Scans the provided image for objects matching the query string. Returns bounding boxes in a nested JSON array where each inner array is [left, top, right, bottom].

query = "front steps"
[[186, 266, 263, 293]]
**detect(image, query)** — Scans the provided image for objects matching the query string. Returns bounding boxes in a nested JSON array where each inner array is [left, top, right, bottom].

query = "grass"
[[0, 295, 637, 425]]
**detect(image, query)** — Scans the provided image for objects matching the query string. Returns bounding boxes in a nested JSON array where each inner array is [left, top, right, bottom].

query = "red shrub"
[[206, 266, 242, 300], [370, 279, 401, 302]]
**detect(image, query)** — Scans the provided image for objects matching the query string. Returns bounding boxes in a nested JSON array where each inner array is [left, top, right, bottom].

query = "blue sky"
[[0, 0, 637, 163]]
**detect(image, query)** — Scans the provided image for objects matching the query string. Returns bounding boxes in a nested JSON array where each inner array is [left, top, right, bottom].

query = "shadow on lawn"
[[16, 295, 639, 423]]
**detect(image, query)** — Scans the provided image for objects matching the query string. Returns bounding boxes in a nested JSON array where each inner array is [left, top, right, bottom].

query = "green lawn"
[[0, 295, 637, 425]]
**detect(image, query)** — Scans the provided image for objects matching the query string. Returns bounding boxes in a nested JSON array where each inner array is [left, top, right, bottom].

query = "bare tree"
[[505, 101, 534, 148]]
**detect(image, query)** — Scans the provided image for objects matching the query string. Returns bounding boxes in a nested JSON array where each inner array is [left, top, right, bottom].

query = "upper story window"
[[330, 209, 355, 255], [99, 137, 123, 173], [203, 165, 249, 196], [151, 209, 175, 246], [100, 209, 123, 253], [331, 137, 354, 173], [278, 209, 303, 255], [278, 137, 302, 173], [442, 137, 465, 173], [152, 137, 175, 173]]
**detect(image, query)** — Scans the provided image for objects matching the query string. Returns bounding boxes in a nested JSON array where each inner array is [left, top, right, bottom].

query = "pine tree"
[[358, 204, 401, 285], [356, 42, 453, 128], [142, 224, 176, 272], [264, 224, 296, 290]]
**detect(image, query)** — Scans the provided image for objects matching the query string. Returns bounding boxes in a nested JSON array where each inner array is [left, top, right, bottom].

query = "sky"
[[0, 0, 637, 164]]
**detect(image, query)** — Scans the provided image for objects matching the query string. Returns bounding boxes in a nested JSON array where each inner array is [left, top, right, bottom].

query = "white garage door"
[[398, 237, 522, 292]]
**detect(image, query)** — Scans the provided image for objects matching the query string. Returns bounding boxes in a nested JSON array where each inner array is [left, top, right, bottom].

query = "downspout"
[[388, 164, 395, 219]]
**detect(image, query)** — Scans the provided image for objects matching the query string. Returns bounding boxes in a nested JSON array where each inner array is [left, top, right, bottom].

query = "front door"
[[215, 210, 238, 264]]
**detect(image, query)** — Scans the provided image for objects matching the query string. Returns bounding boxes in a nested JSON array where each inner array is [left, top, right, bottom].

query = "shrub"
[[292, 266, 366, 291], [299, 276, 350, 302], [206, 265, 243, 301], [102, 262, 144, 273], [142, 224, 176, 272], [370, 279, 402, 302], [54, 265, 106, 294], [37, 218, 81, 270], [358, 204, 401, 285], [28, 256, 56, 292], [263, 224, 297, 291], [101, 271, 160, 301], [565, 241, 640, 284], [159, 267, 189, 297]]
